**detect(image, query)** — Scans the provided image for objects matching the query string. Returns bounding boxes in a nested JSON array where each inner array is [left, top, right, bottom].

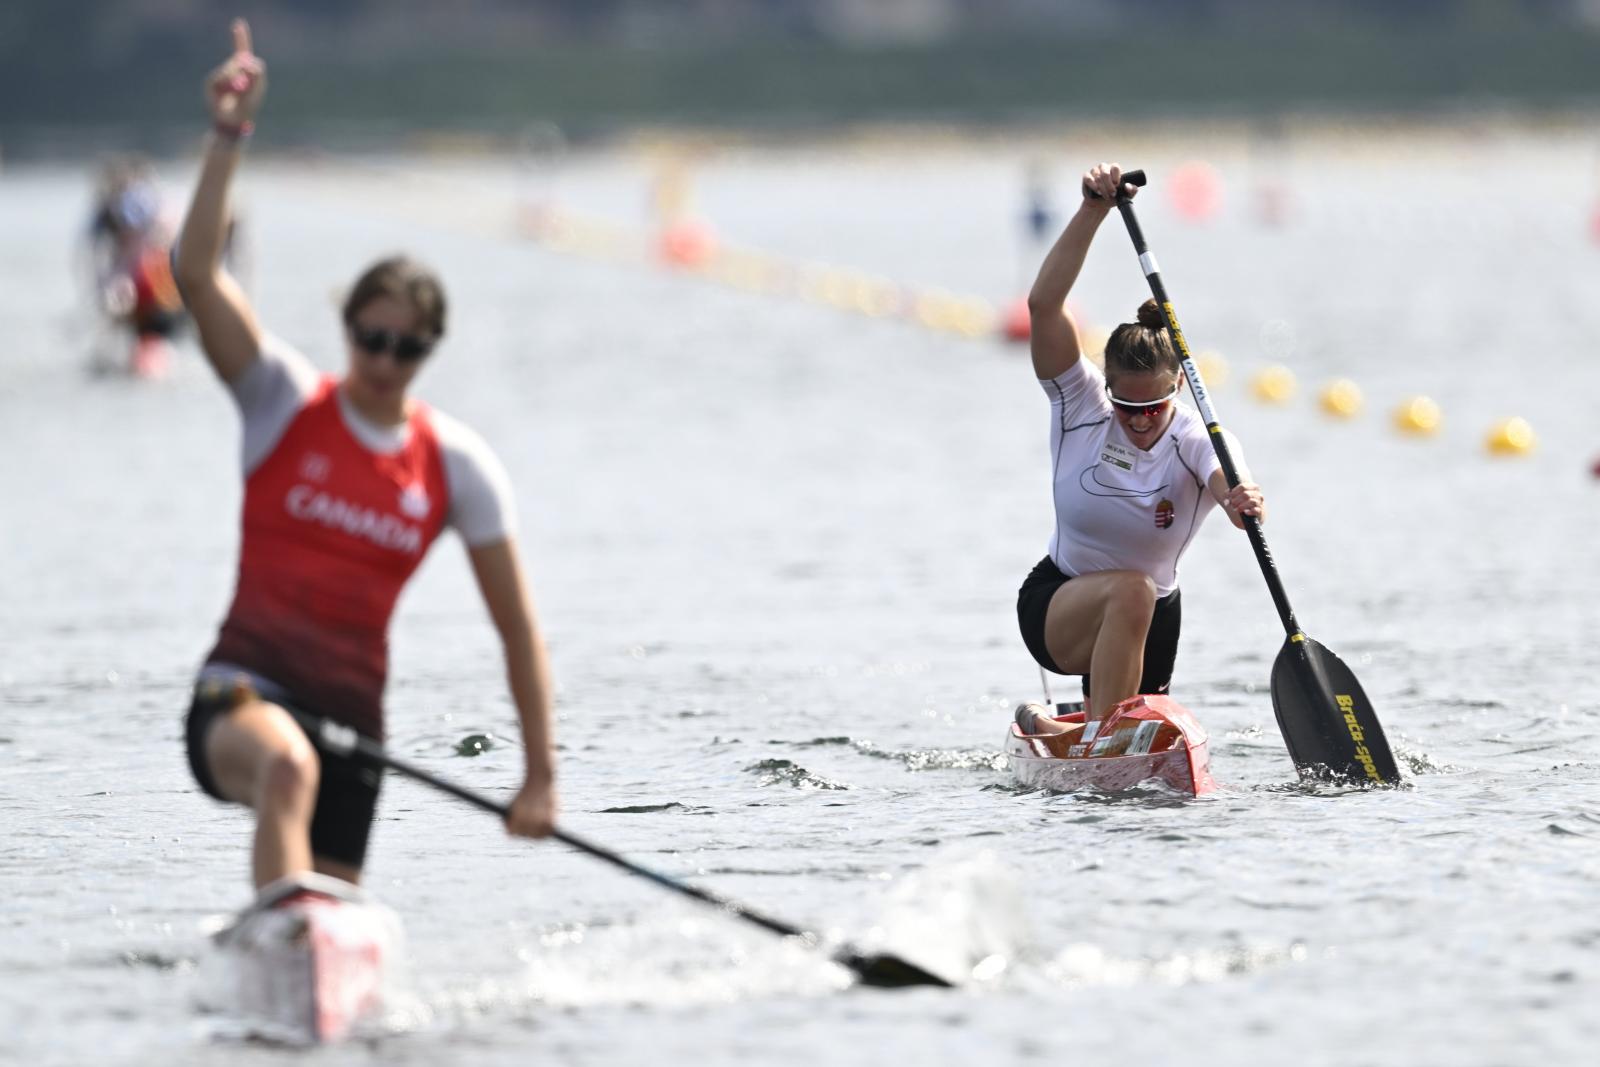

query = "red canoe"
[[1005, 694, 1217, 796]]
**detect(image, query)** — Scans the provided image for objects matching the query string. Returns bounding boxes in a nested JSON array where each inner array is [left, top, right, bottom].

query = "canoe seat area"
[[1028, 716, 1185, 760], [1006, 694, 1215, 796], [1031, 723, 1083, 758]]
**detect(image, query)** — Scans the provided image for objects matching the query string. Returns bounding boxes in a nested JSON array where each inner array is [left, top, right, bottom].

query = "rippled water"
[[4, 124, 1600, 1065]]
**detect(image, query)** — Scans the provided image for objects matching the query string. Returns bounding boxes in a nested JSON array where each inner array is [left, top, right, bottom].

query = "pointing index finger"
[[232, 17, 253, 57]]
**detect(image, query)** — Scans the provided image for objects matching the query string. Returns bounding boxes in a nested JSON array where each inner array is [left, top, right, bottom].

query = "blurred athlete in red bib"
[[174, 20, 557, 889]]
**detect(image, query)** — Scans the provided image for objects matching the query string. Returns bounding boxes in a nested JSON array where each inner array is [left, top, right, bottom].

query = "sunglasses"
[[1105, 383, 1180, 419], [350, 324, 436, 363]]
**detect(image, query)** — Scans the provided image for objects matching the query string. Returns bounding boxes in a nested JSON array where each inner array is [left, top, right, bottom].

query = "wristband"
[[213, 120, 254, 142]]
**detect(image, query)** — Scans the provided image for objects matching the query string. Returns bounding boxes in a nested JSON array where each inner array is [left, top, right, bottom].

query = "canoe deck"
[[201, 871, 400, 1044], [1005, 694, 1217, 796]]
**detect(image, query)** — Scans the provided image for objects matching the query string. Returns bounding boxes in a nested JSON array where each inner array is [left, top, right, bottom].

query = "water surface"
[[3, 127, 1599, 1065]]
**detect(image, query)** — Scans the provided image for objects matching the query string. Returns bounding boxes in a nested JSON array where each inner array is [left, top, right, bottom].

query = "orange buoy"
[[1169, 161, 1222, 223], [658, 220, 716, 268], [1002, 296, 1031, 342]]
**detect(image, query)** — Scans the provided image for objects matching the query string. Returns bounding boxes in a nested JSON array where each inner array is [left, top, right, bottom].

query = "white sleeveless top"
[[1041, 358, 1245, 597]]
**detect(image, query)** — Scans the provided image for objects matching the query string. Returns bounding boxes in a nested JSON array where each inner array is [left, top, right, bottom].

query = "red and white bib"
[[209, 376, 449, 738]]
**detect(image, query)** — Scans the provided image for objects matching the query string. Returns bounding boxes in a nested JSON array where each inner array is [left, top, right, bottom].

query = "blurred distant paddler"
[[82, 154, 185, 374], [173, 19, 558, 891], [1014, 162, 1266, 735]]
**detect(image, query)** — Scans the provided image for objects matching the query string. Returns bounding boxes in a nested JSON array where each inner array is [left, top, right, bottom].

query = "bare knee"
[[1101, 572, 1158, 625], [257, 743, 320, 814]]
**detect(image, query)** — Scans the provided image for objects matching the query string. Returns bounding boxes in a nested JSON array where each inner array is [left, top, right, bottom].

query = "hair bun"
[[1135, 298, 1164, 330]]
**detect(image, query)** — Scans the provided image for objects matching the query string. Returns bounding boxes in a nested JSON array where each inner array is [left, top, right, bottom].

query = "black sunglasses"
[[350, 325, 436, 363]]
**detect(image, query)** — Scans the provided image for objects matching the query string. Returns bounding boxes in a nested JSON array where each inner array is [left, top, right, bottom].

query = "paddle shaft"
[[293, 712, 811, 942], [1107, 174, 1302, 640]]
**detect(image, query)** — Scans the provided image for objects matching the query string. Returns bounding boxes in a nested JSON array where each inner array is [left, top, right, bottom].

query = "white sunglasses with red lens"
[[1105, 383, 1180, 419]]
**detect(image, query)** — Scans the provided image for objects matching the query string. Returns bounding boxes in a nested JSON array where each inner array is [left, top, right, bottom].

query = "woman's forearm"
[[467, 538, 557, 778], [1028, 200, 1111, 316], [504, 624, 557, 779], [174, 136, 244, 291]]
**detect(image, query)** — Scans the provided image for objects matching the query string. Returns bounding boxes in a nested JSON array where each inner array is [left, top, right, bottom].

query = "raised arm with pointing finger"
[[174, 18, 267, 384], [175, 21, 559, 896]]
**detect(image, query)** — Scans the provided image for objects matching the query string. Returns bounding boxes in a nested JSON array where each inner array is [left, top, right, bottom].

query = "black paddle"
[[1095, 169, 1401, 785], [290, 710, 953, 988]]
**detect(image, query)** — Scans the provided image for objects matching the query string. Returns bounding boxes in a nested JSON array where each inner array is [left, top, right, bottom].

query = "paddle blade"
[[837, 951, 954, 989], [1270, 637, 1401, 785]]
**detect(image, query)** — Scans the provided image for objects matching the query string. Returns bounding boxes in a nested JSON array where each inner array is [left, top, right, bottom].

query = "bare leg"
[[1083, 576, 1157, 719], [1035, 570, 1157, 730], [204, 700, 322, 890]]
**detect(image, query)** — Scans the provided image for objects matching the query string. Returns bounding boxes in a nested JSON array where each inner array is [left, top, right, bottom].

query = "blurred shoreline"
[[5, 108, 1599, 168], [5, 10, 1599, 165]]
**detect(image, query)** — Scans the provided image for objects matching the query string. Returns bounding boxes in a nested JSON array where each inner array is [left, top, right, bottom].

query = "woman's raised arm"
[[173, 18, 267, 385], [1026, 161, 1138, 381]]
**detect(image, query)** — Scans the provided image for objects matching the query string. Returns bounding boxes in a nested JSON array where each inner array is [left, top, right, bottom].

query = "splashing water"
[[853, 850, 1031, 986], [743, 759, 849, 790]]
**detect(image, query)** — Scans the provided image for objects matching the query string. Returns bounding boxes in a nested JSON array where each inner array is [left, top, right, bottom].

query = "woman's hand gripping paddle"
[[1097, 169, 1401, 785], [292, 710, 954, 988]]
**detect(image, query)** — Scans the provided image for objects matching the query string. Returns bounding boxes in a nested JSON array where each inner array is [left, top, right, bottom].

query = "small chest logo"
[[299, 452, 331, 483], [1154, 498, 1175, 529], [1100, 440, 1138, 472], [397, 483, 432, 520]]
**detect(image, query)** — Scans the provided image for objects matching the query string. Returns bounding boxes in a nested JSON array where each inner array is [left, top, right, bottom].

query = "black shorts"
[[184, 676, 383, 870], [1016, 555, 1182, 697]]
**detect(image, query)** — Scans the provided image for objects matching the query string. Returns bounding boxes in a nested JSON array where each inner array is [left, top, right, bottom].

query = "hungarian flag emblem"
[[1154, 498, 1175, 529]]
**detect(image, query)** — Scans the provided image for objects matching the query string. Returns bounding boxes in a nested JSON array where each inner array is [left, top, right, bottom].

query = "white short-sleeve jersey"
[[1041, 358, 1244, 597], [227, 335, 517, 547]]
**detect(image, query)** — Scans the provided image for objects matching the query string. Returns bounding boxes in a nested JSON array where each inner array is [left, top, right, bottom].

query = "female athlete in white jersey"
[[174, 21, 557, 889], [1016, 162, 1266, 734]]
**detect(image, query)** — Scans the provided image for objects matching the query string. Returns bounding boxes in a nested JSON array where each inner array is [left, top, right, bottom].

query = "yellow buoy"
[[1194, 350, 1229, 387], [1393, 396, 1442, 436], [1485, 417, 1536, 456], [851, 276, 901, 318], [1251, 365, 1296, 404], [819, 270, 853, 308], [652, 157, 694, 224], [914, 291, 966, 332], [951, 298, 997, 338], [1319, 378, 1363, 419], [797, 267, 837, 304]]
